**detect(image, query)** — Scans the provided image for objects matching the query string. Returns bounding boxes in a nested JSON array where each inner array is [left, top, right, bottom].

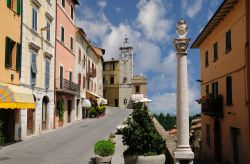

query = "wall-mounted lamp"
[[196, 79, 203, 83]]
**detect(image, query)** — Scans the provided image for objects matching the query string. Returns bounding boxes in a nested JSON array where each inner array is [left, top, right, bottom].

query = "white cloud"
[[98, 0, 107, 9], [115, 7, 122, 12], [149, 86, 200, 115], [136, 0, 173, 42], [181, 0, 203, 18]]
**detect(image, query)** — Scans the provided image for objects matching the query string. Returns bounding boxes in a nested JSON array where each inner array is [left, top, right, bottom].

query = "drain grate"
[[0, 157, 11, 161]]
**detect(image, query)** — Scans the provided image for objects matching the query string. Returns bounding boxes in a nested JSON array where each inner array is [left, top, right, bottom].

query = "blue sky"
[[76, 0, 223, 115]]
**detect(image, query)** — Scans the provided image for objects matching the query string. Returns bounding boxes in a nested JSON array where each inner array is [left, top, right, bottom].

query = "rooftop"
[[191, 0, 239, 48]]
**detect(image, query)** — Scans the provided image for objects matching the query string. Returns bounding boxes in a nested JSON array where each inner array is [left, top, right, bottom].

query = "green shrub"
[[0, 119, 4, 144], [122, 103, 166, 156], [89, 107, 97, 117], [59, 101, 64, 121], [94, 140, 115, 157]]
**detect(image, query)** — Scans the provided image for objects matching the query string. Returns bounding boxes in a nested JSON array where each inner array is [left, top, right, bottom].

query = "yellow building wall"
[[199, 0, 250, 163], [0, 1, 21, 85]]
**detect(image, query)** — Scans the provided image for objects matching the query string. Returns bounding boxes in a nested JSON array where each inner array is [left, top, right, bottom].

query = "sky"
[[76, 0, 223, 115]]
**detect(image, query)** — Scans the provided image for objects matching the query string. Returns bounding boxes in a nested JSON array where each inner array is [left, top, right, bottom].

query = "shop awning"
[[0, 83, 35, 109], [86, 91, 101, 99], [96, 97, 108, 105], [131, 94, 144, 102], [82, 99, 91, 107]]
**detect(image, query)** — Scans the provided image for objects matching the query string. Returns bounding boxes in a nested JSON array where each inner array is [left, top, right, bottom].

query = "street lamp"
[[173, 19, 194, 164]]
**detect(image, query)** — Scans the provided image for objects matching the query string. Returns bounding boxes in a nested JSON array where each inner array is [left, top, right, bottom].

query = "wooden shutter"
[[5, 37, 11, 68], [17, 0, 21, 15], [7, 0, 11, 8], [83, 76, 85, 89], [31, 53, 37, 85], [16, 43, 21, 71], [78, 74, 81, 85], [45, 60, 50, 89], [226, 76, 232, 104]]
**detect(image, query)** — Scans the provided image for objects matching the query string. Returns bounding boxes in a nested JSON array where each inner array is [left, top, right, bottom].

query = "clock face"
[[120, 49, 129, 61]]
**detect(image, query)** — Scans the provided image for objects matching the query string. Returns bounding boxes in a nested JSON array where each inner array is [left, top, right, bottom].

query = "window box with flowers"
[[196, 94, 223, 117]]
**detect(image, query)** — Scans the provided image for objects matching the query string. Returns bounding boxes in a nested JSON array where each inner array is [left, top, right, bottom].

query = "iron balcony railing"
[[201, 95, 223, 117], [57, 78, 80, 94]]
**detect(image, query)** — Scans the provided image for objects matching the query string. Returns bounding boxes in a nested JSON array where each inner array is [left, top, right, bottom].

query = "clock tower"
[[119, 36, 133, 108]]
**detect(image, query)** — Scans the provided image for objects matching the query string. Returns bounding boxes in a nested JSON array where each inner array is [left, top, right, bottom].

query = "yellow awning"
[[0, 83, 35, 109]]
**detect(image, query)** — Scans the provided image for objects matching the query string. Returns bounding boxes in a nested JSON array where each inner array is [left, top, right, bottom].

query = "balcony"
[[201, 95, 223, 117], [56, 78, 80, 94], [87, 69, 96, 77]]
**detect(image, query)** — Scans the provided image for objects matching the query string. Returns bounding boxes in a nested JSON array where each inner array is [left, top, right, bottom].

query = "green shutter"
[[17, 0, 21, 15], [7, 0, 11, 8], [5, 37, 11, 68], [16, 43, 21, 71]]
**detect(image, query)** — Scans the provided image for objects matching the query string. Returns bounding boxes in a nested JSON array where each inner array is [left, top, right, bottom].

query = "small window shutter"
[[226, 76, 232, 104], [16, 43, 21, 71], [45, 60, 50, 89], [31, 53, 37, 85], [17, 0, 21, 15], [5, 37, 11, 67], [7, 0, 11, 8]]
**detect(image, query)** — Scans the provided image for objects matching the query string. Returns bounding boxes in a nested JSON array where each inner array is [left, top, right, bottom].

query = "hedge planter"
[[96, 155, 112, 164], [124, 154, 166, 164], [94, 140, 115, 164]]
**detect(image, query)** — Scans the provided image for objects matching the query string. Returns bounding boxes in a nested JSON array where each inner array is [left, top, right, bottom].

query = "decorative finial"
[[124, 34, 129, 44], [176, 19, 188, 38]]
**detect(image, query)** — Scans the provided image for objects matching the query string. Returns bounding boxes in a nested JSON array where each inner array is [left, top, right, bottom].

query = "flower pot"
[[96, 155, 112, 164], [124, 154, 165, 164], [108, 137, 116, 144]]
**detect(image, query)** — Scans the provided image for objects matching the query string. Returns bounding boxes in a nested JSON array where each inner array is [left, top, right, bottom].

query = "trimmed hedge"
[[94, 140, 115, 157]]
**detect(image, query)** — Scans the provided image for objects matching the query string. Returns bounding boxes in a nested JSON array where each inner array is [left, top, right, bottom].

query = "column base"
[[174, 145, 194, 164]]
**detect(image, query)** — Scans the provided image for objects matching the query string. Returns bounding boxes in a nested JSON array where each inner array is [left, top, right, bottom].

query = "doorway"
[[231, 127, 242, 164], [0, 110, 15, 143], [42, 96, 49, 131], [115, 99, 118, 107], [67, 100, 72, 123]]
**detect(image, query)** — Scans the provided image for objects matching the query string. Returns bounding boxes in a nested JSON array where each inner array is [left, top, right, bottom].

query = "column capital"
[[173, 38, 191, 55]]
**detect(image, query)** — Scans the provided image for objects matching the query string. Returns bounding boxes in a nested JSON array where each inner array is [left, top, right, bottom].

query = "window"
[[103, 76, 106, 84], [5, 37, 21, 70], [61, 26, 64, 43], [206, 124, 210, 147], [32, 7, 38, 31], [70, 5, 74, 20], [110, 77, 114, 84], [226, 30, 231, 52], [70, 36, 73, 50], [45, 59, 50, 89], [60, 66, 63, 89], [226, 76, 232, 105], [214, 42, 218, 61], [136, 85, 140, 93], [31, 53, 37, 85], [78, 73, 81, 85], [69, 71, 72, 82], [78, 49, 81, 64], [123, 77, 127, 84], [83, 76, 85, 89], [7, 0, 21, 15], [212, 81, 218, 97], [83, 55, 86, 68], [110, 63, 115, 70], [46, 21, 50, 41], [206, 85, 209, 95], [205, 51, 209, 67], [87, 77, 90, 90], [61, 0, 65, 8]]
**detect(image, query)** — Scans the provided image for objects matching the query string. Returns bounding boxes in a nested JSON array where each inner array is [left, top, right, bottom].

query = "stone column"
[[173, 19, 194, 164]]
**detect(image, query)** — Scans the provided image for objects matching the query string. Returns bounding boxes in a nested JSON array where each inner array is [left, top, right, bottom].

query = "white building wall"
[[20, 0, 56, 139]]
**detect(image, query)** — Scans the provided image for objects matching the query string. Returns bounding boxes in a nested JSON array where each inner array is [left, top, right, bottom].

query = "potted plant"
[[122, 103, 166, 164], [108, 133, 116, 144], [94, 140, 115, 164], [89, 107, 97, 118]]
